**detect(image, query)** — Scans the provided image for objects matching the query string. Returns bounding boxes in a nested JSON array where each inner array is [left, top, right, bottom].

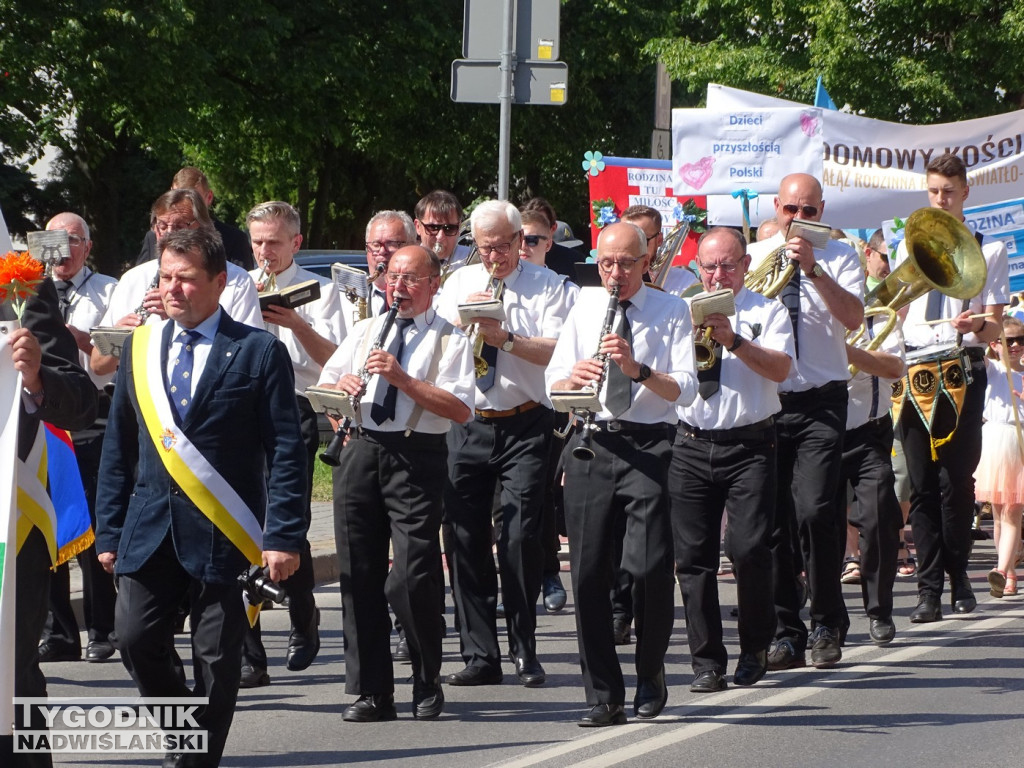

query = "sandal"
[[1006, 574, 1018, 596], [988, 569, 1007, 598], [841, 557, 861, 585], [896, 543, 917, 578]]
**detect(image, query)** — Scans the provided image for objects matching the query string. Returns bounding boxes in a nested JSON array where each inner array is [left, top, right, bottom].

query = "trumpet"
[[254, 259, 277, 293], [694, 281, 724, 371], [572, 285, 621, 461], [320, 297, 403, 466], [470, 261, 503, 378]]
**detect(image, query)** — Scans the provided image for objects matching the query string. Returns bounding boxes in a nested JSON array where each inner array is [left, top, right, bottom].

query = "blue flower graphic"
[[582, 151, 605, 176]]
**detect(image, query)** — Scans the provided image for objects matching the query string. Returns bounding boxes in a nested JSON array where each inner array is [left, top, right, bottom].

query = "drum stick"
[[917, 312, 993, 326]]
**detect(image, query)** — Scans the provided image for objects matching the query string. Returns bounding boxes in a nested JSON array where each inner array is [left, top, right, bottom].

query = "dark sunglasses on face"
[[421, 222, 460, 236], [523, 234, 549, 247], [1006, 336, 1024, 346], [782, 203, 819, 218]]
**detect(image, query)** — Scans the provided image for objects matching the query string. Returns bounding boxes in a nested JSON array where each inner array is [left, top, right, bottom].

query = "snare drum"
[[904, 343, 961, 367]]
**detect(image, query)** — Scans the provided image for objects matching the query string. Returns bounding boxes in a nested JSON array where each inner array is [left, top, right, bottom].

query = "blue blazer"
[[95, 312, 308, 584]]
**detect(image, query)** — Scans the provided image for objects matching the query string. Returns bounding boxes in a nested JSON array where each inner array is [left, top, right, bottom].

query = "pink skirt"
[[975, 422, 1024, 505]]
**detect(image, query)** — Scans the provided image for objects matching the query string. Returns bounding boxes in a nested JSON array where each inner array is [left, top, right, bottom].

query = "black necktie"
[[697, 339, 722, 401], [375, 290, 389, 315], [475, 277, 504, 393], [54, 280, 72, 321], [371, 318, 414, 425], [780, 267, 801, 358], [605, 301, 633, 418], [170, 329, 202, 420]]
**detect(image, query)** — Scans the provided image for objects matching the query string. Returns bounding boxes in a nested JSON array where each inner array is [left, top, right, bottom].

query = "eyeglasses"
[[477, 239, 517, 257], [781, 203, 819, 218], [384, 272, 434, 286], [698, 261, 740, 274], [155, 219, 197, 235], [523, 234, 549, 247], [365, 240, 407, 253], [1006, 336, 1024, 346], [421, 222, 460, 236], [867, 247, 889, 261], [67, 235, 86, 247], [597, 257, 644, 273]]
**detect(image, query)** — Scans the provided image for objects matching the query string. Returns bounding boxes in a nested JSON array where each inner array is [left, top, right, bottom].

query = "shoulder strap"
[[404, 318, 457, 435]]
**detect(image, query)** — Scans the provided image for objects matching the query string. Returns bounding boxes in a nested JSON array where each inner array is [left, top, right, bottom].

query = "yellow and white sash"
[[15, 421, 57, 565]]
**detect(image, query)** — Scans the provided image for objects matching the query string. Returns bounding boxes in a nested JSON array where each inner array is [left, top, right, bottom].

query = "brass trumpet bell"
[[694, 327, 719, 371]]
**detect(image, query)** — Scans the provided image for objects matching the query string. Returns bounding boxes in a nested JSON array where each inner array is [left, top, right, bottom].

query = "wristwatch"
[[632, 363, 652, 383], [807, 263, 825, 279], [727, 334, 745, 352], [501, 331, 515, 352]]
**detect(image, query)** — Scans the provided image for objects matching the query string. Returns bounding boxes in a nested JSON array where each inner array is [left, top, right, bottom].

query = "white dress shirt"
[[437, 259, 575, 411], [662, 266, 699, 296], [747, 232, 864, 392], [546, 282, 697, 423], [101, 260, 264, 330], [165, 310, 222, 401], [249, 260, 344, 394], [318, 309, 474, 434], [60, 266, 118, 389], [846, 314, 906, 430], [679, 287, 794, 430], [896, 235, 1009, 350]]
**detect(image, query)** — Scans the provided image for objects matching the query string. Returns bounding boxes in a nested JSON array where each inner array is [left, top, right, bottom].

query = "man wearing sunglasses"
[[414, 190, 473, 276], [436, 200, 575, 690], [746, 173, 864, 673], [864, 229, 890, 292]]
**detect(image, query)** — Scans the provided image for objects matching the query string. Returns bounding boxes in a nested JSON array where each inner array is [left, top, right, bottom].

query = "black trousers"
[[45, 430, 116, 648], [333, 429, 446, 694], [670, 424, 776, 674], [445, 406, 552, 668], [4, 528, 54, 768], [839, 415, 902, 620], [242, 397, 317, 668], [115, 537, 246, 768], [900, 359, 986, 598], [564, 424, 675, 706], [773, 382, 848, 647]]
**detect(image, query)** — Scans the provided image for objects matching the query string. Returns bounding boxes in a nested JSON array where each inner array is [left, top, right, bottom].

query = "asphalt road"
[[42, 532, 1024, 768]]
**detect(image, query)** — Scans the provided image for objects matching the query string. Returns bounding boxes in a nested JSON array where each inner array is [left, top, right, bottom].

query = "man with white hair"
[[436, 200, 575, 688]]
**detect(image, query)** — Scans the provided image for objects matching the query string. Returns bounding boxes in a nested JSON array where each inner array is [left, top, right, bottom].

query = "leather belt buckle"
[[605, 420, 622, 433]]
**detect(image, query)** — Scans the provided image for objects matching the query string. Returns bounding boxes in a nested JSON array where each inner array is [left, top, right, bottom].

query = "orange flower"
[[0, 250, 44, 317]]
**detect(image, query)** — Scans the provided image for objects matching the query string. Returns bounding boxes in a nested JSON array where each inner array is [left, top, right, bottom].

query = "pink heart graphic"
[[800, 113, 820, 137], [680, 156, 715, 190]]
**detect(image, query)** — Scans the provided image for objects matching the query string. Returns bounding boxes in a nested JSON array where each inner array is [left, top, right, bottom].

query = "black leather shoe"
[[392, 634, 411, 664], [869, 617, 896, 645], [950, 575, 977, 614], [286, 608, 321, 671], [766, 638, 805, 670], [85, 640, 116, 662], [543, 573, 567, 613], [690, 669, 727, 693], [412, 678, 445, 720], [634, 666, 667, 719], [508, 651, 546, 687], [38, 640, 81, 663], [612, 617, 632, 645], [342, 694, 398, 722], [445, 664, 503, 686], [578, 703, 627, 727], [909, 594, 942, 623], [733, 650, 768, 686], [239, 664, 270, 688]]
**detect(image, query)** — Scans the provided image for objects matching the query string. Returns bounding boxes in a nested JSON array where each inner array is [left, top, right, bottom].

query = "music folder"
[[304, 385, 357, 420], [90, 327, 133, 358], [457, 299, 505, 326], [259, 279, 321, 311]]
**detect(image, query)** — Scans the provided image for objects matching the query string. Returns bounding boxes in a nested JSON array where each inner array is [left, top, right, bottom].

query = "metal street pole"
[[497, 0, 515, 200]]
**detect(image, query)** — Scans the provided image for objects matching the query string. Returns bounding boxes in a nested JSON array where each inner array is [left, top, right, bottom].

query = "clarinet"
[[572, 285, 621, 461], [319, 297, 403, 466], [135, 273, 161, 323]]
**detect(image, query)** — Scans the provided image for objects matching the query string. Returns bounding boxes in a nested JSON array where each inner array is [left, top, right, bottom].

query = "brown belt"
[[475, 400, 542, 420]]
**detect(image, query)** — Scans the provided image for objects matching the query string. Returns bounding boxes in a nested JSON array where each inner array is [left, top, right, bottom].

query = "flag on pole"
[[44, 423, 93, 565], [815, 76, 838, 111]]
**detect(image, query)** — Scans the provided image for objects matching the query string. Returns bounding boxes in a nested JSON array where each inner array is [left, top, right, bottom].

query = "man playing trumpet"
[[671, 227, 794, 693], [317, 245, 474, 721], [547, 221, 697, 726]]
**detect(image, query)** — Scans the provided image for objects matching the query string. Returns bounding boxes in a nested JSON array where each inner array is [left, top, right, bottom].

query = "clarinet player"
[[317, 245, 474, 721], [547, 221, 697, 726]]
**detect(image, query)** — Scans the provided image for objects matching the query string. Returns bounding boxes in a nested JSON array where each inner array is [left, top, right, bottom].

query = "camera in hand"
[[239, 564, 287, 606]]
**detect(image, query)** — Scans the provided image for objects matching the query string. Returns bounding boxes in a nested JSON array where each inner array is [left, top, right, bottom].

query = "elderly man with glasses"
[[436, 199, 575, 691], [745, 173, 864, 673], [547, 221, 697, 726]]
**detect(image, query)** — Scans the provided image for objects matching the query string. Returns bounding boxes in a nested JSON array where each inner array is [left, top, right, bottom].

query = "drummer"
[[893, 152, 1009, 624]]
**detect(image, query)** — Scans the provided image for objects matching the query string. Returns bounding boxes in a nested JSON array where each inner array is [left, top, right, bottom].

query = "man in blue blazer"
[[95, 227, 307, 768]]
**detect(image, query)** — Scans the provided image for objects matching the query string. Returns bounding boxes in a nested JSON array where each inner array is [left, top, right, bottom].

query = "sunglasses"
[[1006, 336, 1024, 346], [523, 234, 549, 247], [781, 203, 819, 218], [420, 222, 460, 236]]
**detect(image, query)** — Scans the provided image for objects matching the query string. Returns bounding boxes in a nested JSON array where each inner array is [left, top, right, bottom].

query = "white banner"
[[0, 320, 22, 737], [705, 84, 1024, 230], [672, 107, 823, 195]]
